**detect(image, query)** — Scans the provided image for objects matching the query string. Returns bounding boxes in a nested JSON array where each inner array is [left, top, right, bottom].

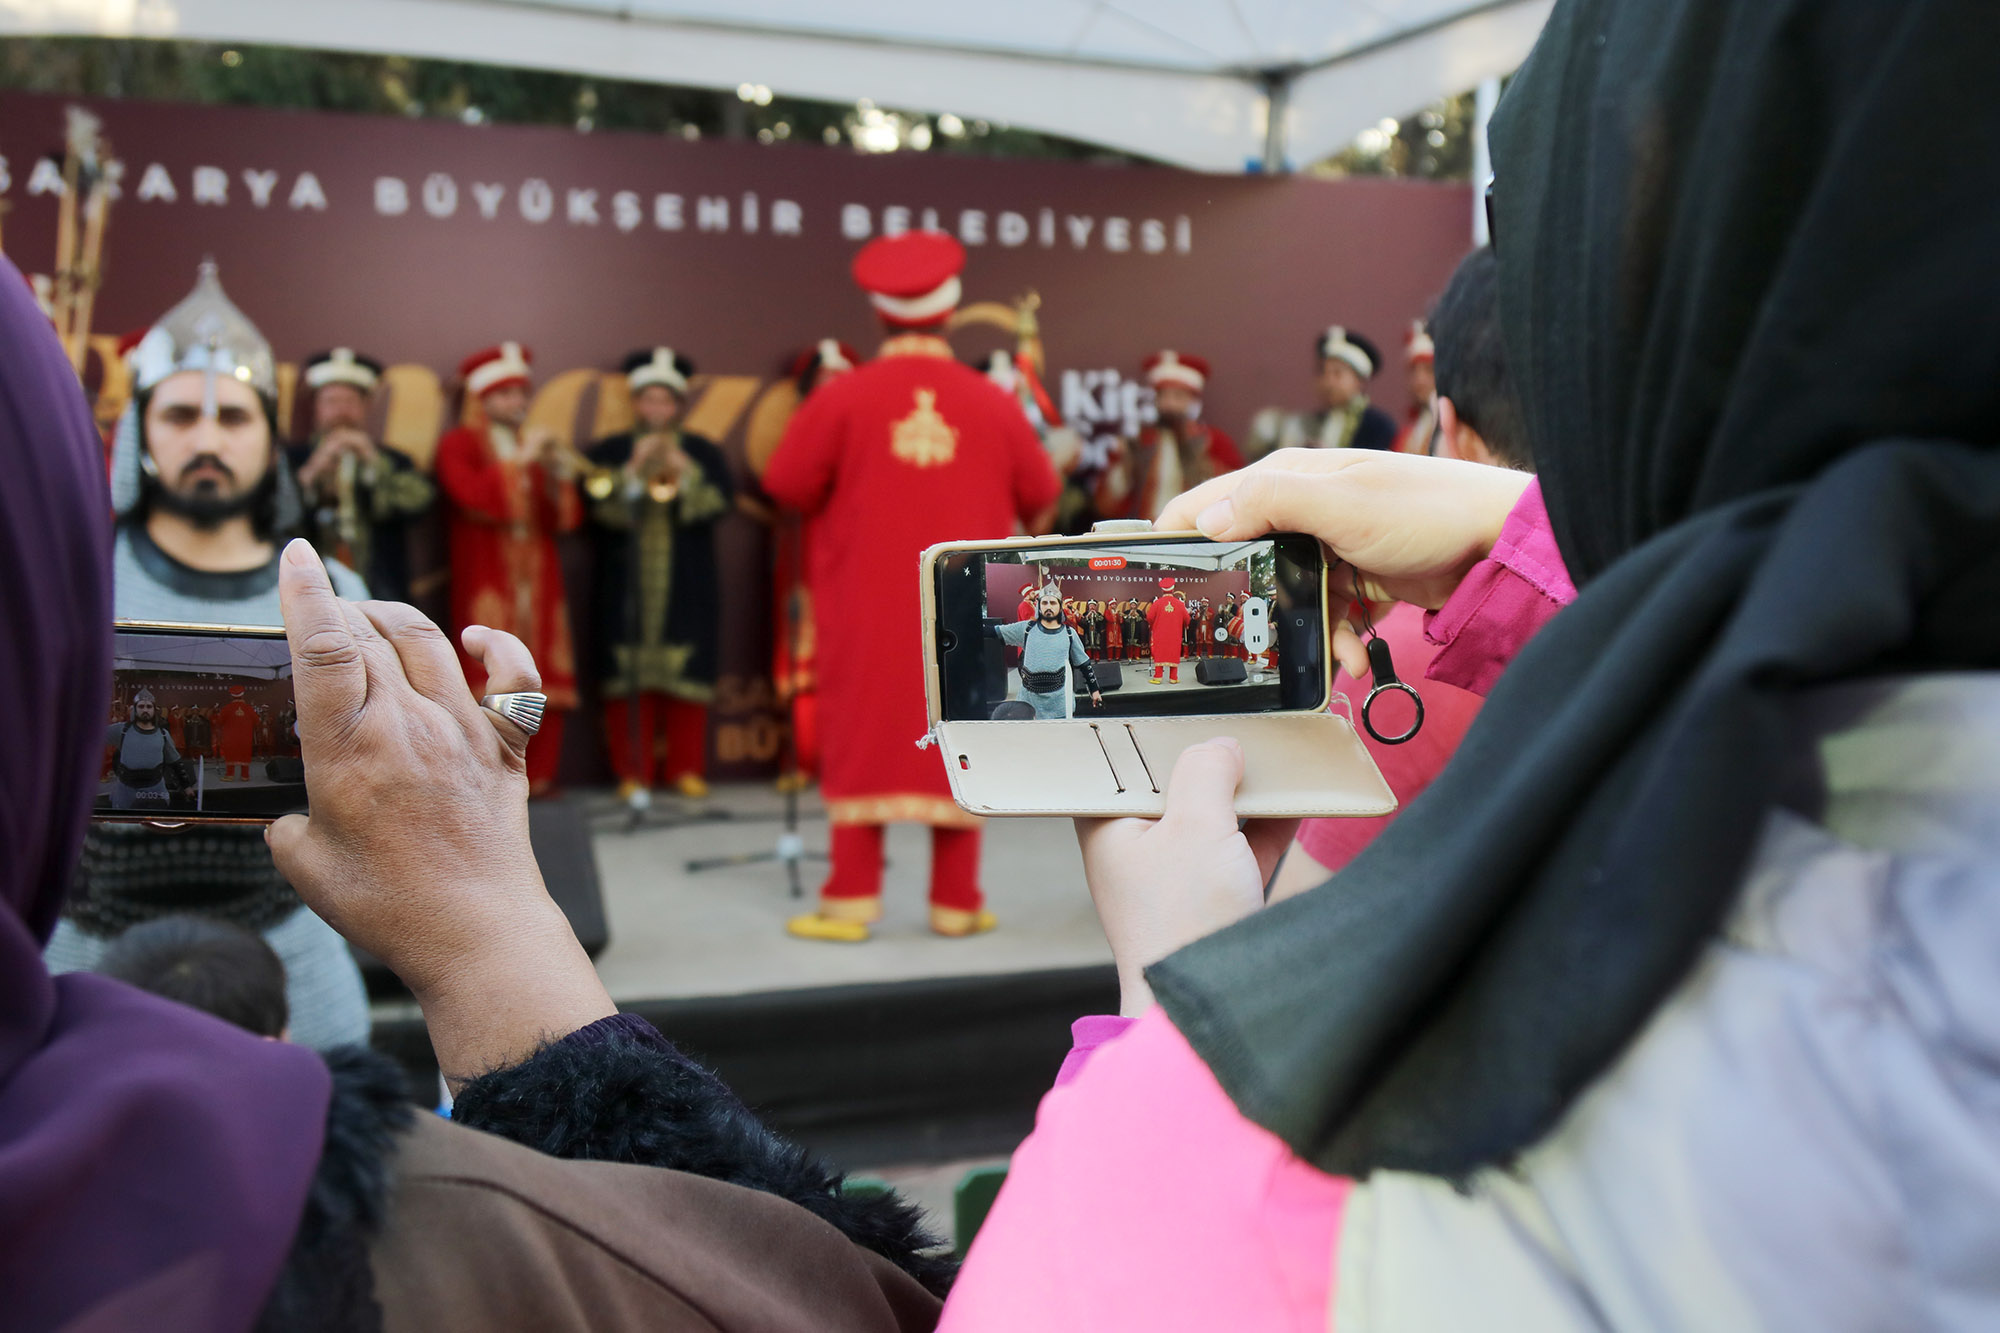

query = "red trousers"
[[525, 711, 566, 792], [788, 694, 819, 777], [602, 694, 707, 787], [821, 823, 982, 911]]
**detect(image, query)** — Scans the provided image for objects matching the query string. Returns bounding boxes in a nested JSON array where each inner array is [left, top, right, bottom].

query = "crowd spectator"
[[945, 1, 2000, 1327], [97, 914, 290, 1039], [45, 261, 371, 1051], [1273, 244, 1516, 891], [0, 256, 944, 1331]]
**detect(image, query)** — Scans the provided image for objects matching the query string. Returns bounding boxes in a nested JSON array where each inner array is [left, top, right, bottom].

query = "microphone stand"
[[682, 511, 828, 896]]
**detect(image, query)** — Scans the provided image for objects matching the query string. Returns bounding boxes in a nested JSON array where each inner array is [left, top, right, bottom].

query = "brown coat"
[[372, 1113, 942, 1332]]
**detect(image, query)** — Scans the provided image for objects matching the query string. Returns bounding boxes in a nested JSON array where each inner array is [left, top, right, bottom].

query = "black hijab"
[[1151, 0, 2000, 1177]]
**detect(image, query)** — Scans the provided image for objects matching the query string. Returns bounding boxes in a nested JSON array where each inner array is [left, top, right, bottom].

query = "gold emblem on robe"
[[890, 389, 959, 468]]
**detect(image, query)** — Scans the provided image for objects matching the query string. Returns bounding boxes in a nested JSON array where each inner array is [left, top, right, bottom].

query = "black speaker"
[[1080, 660, 1124, 693], [529, 795, 610, 957], [353, 794, 608, 997], [1196, 658, 1247, 686]]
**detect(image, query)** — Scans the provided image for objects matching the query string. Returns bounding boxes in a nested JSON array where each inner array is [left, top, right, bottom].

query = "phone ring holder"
[[1360, 631, 1425, 745], [1362, 678, 1425, 745]]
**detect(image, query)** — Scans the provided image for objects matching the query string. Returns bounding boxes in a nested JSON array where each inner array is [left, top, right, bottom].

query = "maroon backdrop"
[[985, 566, 1249, 619], [2, 91, 1474, 780]]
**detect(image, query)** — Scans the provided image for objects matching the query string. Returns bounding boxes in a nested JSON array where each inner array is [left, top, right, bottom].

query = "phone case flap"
[[932, 710, 1395, 819]]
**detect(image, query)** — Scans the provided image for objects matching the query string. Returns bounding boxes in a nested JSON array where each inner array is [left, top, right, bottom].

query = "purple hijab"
[[0, 257, 330, 1331]]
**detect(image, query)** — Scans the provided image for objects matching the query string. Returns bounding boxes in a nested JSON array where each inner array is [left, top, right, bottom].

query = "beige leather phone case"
[[919, 534, 1398, 820], [930, 711, 1395, 819]]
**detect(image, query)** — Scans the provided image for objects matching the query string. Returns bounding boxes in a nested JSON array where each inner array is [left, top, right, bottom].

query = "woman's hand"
[[267, 540, 613, 1085], [1154, 449, 1531, 678], [1075, 739, 1296, 1017]]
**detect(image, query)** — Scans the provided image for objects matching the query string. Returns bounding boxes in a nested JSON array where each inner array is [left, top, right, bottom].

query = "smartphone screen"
[[932, 534, 1327, 722], [97, 624, 306, 823]]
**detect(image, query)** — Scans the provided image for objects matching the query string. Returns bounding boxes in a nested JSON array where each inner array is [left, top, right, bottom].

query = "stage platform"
[[370, 783, 1118, 1168]]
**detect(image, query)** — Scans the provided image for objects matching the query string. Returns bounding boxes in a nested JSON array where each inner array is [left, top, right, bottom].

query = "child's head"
[[97, 915, 289, 1038]]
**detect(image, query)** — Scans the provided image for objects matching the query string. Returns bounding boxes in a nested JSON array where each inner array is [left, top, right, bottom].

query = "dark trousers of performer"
[[819, 823, 983, 917], [602, 695, 706, 788], [525, 715, 567, 791]]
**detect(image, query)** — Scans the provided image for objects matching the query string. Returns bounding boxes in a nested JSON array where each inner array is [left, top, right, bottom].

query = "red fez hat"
[[1405, 319, 1435, 364], [459, 342, 533, 397], [228, 684, 246, 697], [1143, 350, 1209, 393], [1159, 577, 1178, 590], [851, 231, 965, 327]]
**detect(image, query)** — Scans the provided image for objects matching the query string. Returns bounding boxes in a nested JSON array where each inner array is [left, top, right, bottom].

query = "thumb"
[[265, 813, 316, 886], [1160, 737, 1247, 836], [279, 539, 365, 741], [1196, 468, 1353, 543]]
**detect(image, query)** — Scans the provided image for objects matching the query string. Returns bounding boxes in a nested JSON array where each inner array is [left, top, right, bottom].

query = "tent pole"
[[1472, 75, 1500, 244], [1259, 70, 1292, 174]]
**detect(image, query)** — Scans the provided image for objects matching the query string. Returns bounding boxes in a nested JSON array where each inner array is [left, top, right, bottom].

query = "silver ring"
[[480, 691, 546, 737]]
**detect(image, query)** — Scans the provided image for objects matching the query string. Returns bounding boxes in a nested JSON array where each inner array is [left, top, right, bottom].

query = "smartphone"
[[928, 532, 1328, 722], [919, 531, 1393, 820], [97, 622, 306, 824]]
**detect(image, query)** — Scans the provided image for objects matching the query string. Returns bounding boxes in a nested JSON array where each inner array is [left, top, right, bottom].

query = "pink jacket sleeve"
[[1423, 478, 1576, 695], [942, 1009, 1347, 1333]]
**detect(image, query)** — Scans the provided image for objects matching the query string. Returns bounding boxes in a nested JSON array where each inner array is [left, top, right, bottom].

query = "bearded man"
[[987, 583, 1103, 720], [104, 688, 192, 811], [48, 261, 372, 1053]]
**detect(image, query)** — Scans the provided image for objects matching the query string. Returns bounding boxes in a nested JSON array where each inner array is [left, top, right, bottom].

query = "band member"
[[1129, 598, 1149, 661], [182, 701, 212, 759], [987, 583, 1103, 719], [288, 348, 435, 601], [586, 347, 735, 807], [105, 689, 191, 810], [1394, 320, 1438, 455], [1105, 596, 1124, 659], [215, 684, 259, 782], [765, 230, 1060, 942], [1148, 580, 1191, 684], [770, 339, 859, 793], [1247, 326, 1398, 458], [1085, 601, 1108, 658], [435, 342, 582, 796], [1096, 351, 1244, 522]]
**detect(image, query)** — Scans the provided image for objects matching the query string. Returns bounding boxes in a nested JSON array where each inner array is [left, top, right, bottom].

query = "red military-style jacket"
[[764, 334, 1059, 826]]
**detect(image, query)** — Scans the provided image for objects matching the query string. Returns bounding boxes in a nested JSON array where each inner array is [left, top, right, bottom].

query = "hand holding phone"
[[1154, 448, 1533, 678], [264, 541, 614, 1082]]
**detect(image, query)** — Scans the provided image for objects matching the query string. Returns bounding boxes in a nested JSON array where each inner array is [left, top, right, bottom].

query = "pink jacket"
[[940, 481, 1574, 1332]]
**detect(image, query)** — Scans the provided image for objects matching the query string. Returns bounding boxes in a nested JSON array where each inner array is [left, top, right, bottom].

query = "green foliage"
[[0, 37, 1137, 162], [1311, 89, 1489, 181]]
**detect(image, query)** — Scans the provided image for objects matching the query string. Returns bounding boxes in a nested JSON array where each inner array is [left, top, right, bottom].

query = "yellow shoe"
[[675, 774, 711, 799], [929, 906, 999, 938], [774, 771, 811, 794], [786, 913, 871, 943], [616, 778, 651, 808]]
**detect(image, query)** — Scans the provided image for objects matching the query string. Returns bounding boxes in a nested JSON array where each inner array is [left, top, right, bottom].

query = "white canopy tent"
[[1015, 540, 1263, 572], [3, 0, 1551, 172]]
